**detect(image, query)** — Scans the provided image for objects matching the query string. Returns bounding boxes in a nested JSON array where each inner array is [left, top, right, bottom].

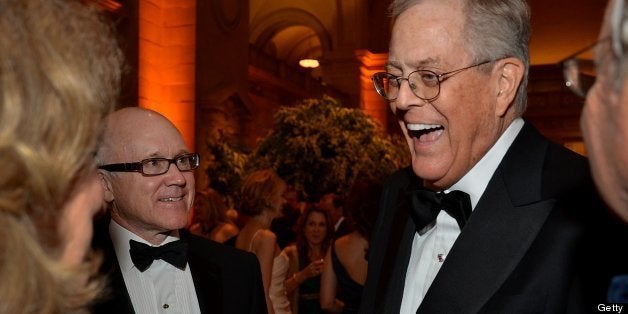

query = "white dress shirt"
[[109, 221, 201, 314], [400, 118, 524, 314]]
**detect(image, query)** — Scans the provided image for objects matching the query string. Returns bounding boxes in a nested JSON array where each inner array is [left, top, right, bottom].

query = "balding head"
[[96, 107, 185, 165], [96, 107, 195, 244]]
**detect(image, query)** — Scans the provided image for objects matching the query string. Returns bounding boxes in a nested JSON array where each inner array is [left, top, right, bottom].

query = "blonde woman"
[[236, 169, 291, 314], [0, 0, 123, 313]]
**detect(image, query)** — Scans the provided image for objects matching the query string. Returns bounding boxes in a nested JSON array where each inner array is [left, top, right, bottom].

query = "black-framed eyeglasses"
[[560, 37, 609, 99], [372, 60, 494, 101], [98, 153, 200, 176]]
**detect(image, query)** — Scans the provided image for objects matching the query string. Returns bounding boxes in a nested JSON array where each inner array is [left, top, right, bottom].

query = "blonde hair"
[[0, 0, 123, 312], [239, 169, 287, 216]]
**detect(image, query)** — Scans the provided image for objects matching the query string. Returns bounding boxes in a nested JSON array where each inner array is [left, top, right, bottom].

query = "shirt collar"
[[109, 220, 181, 272], [449, 118, 524, 209]]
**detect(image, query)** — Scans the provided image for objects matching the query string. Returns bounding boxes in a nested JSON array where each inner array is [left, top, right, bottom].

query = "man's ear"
[[99, 171, 115, 203], [494, 57, 524, 117]]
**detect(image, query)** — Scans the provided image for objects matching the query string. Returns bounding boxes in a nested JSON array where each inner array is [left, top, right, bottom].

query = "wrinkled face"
[[101, 111, 195, 241], [388, 1, 504, 189], [59, 167, 104, 266], [581, 1, 628, 221], [304, 211, 327, 246]]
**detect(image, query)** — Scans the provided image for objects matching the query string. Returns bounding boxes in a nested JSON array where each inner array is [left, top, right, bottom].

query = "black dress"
[[331, 240, 363, 314]]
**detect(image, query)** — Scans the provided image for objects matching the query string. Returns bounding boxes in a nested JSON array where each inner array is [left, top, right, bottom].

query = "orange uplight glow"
[[138, 0, 197, 151], [356, 50, 389, 131]]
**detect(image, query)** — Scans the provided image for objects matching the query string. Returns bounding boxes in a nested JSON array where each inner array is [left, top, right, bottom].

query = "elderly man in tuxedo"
[[92, 107, 266, 313], [576, 0, 628, 303], [361, 0, 628, 313]]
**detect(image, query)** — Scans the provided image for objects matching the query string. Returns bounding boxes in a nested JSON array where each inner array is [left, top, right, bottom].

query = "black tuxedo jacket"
[[360, 122, 628, 313], [91, 223, 267, 314]]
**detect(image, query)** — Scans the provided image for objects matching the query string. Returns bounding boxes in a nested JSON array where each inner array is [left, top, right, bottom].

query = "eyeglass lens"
[[373, 70, 440, 101], [142, 154, 199, 175], [563, 58, 597, 98]]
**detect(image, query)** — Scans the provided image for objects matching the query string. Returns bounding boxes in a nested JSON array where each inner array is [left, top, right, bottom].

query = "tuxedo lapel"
[[91, 218, 135, 313], [184, 233, 223, 314], [418, 172, 555, 313], [418, 122, 556, 313], [376, 199, 416, 313], [100, 263, 136, 313]]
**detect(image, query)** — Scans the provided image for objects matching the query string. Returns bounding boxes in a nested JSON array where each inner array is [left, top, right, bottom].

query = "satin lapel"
[[418, 122, 554, 313], [91, 222, 135, 314], [186, 237, 223, 313], [103, 264, 136, 313], [376, 199, 416, 313], [418, 173, 555, 313]]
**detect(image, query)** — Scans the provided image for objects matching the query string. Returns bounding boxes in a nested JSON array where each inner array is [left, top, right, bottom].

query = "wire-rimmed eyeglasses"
[[98, 153, 200, 176], [372, 60, 494, 101], [560, 37, 609, 99]]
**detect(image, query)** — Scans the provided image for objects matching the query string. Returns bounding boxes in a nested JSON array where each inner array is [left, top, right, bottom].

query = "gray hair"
[[389, 0, 531, 116]]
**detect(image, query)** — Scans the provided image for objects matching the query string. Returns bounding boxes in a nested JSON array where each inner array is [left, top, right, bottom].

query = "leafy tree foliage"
[[246, 95, 408, 201]]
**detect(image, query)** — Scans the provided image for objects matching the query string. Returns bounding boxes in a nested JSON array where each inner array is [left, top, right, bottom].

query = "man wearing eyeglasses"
[[361, 0, 628, 313], [91, 107, 266, 313], [574, 0, 628, 304]]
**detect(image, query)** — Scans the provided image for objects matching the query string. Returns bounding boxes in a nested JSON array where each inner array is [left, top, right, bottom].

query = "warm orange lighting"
[[299, 58, 320, 68], [356, 50, 389, 131], [139, 0, 196, 151]]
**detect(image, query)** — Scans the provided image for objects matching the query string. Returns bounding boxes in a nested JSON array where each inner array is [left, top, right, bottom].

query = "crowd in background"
[[4, 0, 628, 313], [187, 170, 383, 314]]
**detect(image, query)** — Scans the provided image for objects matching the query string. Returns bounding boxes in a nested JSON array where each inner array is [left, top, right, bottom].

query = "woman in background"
[[0, 0, 123, 312], [236, 169, 292, 314], [320, 179, 383, 313], [284, 205, 334, 314], [189, 188, 239, 244]]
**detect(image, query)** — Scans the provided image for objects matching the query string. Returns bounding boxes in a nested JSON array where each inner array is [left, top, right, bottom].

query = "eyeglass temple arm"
[[98, 163, 142, 172], [558, 37, 610, 64]]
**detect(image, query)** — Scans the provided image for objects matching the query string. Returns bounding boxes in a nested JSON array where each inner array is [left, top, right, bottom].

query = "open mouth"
[[407, 123, 444, 142]]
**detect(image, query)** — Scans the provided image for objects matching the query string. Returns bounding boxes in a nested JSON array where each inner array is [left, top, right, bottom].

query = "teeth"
[[160, 197, 183, 202], [407, 123, 442, 131]]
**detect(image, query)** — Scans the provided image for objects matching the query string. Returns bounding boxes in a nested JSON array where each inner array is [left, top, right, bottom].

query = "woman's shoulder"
[[218, 222, 239, 236], [283, 244, 297, 257], [335, 231, 364, 247], [188, 223, 206, 237], [334, 232, 367, 257], [255, 228, 276, 240], [249, 228, 277, 251]]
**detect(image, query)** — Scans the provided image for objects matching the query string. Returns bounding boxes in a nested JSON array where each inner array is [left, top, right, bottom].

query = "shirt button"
[[163, 304, 169, 309]]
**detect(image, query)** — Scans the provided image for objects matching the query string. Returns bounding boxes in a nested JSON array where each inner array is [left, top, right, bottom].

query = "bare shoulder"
[[221, 222, 239, 237], [256, 228, 277, 241], [334, 232, 368, 260], [283, 244, 297, 257], [251, 228, 277, 251], [335, 232, 363, 250]]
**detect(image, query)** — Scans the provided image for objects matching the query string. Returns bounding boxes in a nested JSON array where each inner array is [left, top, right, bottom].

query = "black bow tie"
[[129, 239, 188, 272], [408, 189, 472, 235]]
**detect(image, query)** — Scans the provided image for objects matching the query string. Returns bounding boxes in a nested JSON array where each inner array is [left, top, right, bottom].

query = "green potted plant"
[[246, 95, 408, 201]]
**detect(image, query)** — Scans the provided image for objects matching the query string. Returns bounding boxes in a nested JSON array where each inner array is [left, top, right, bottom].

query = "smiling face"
[[304, 211, 328, 246], [388, 0, 514, 190], [99, 108, 195, 243]]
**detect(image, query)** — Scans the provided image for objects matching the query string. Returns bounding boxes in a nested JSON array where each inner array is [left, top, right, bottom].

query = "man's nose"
[[394, 79, 425, 110]]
